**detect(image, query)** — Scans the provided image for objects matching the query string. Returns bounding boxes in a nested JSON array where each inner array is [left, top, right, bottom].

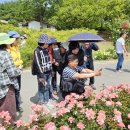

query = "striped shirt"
[[62, 66, 84, 80], [0, 50, 21, 99]]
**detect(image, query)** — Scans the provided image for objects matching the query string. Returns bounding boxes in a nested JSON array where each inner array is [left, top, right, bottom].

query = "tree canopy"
[[0, 0, 129, 31]]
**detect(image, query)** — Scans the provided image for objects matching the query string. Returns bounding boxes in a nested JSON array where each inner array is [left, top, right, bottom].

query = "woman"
[[0, 33, 22, 123], [8, 31, 23, 112]]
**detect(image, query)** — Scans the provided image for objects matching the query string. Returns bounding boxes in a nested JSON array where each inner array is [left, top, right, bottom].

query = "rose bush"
[[0, 84, 130, 130]]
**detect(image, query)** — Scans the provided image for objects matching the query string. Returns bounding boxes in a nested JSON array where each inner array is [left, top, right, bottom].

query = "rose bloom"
[[15, 120, 24, 128], [77, 101, 83, 108], [44, 122, 56, 130], [128, 125, 130, 129], [68, 117, 75, 123], [60, 125, 71, 130], [89, 100, 96, 106], [116, 101, 122, 106], [118, 122, 125, 128], [77, 122, 85, 130], [128, 113, 130, 119], [29, 114, 38, 122]]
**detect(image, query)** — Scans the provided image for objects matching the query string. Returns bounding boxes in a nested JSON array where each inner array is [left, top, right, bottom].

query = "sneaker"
[[90, 84, 96, 90], [46, 101, 55, 110], [116, 70, 122, 72], [53, 91, 58, 95]]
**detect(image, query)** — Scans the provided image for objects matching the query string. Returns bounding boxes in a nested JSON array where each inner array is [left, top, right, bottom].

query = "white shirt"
[[116, 37, 125, 53]]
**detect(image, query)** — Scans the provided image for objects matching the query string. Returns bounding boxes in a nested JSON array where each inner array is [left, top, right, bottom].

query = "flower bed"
[[1, 84, 130, 130]]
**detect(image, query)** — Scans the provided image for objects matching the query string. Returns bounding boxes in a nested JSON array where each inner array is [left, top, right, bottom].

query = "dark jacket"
[[82, 43, 99, 61], [32, 46, 52, 75]]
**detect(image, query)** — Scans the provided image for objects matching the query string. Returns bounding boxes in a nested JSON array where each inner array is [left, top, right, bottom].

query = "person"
[[57, 42, 68, 75], [20, 34, 27, 48], [0, 33, 22, 123], [63, 41, 84, 70], [32, 34, 54, 109], [61, 54, 102, 98], [8, 31, 23, 112], [81, 42, 99, 89], [115, 32, 128, 72], [48, 38, 61, 95]]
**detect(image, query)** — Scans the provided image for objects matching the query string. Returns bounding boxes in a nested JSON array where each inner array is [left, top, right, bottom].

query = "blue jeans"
[[116, 53, 124, 70], [37, 73, 52, 104]]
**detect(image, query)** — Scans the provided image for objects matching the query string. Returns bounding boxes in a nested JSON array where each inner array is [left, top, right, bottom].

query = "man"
[[82, 42, 99, 89], [32, 34, 53, 109], [116, 32, 128, 72], [62, 54, 102, 98]]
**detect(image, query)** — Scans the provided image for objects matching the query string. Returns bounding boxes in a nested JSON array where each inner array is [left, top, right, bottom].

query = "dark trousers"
[[15, 75, 21, 110], [86, 61, 94, 85]]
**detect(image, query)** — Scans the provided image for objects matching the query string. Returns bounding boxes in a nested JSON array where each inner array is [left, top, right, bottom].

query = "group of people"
[[31, 33, 102, 109], [0, 30, 128, 124]]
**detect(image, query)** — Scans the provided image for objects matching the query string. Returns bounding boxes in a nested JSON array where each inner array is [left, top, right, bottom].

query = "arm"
[[34, 50, 43, 74], [91, 43, 99, 51], [81, 68, 94, 73], [72, 70, 101, 79], [122, 45, 128, 55]]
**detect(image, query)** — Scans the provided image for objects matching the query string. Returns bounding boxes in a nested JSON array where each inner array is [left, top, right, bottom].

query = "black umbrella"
[[68, 32, 104, 42]]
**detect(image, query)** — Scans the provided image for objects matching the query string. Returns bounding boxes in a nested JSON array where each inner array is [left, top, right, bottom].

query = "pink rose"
[[128, 125, 130, 129], [77, 122, 85, 130], [118, 122, 125, 128], [60, 125, 71, 130], [44, 122, 56, 130], [68, 117, 75, 123], [15, 120, 24, 128], [128, 113, 130, 119]]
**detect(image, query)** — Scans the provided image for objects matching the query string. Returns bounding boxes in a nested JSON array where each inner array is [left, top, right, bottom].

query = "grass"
[[97, 41, 114, 50]]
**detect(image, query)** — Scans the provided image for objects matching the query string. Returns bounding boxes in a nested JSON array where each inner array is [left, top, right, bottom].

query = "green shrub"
[[94, 48, 117, 60]]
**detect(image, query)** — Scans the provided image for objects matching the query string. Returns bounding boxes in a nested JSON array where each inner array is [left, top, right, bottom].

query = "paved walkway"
[[19, 59, 130, 122]]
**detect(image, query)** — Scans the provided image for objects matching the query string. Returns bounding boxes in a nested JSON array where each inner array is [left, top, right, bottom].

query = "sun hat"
[[38, 34, 51, 44], [8, 30, 20, 38], [49, 37, 57, 44], [0, 33, 15, 45], [60, 42, 68, 50]]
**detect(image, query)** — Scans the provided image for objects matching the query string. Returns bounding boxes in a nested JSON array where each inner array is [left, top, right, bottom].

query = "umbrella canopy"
[[68, 32, 104, 42]]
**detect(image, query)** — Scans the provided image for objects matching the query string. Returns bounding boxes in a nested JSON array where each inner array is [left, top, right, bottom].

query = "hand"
[[38, 78, 47, 86], [125, 52, 128, 56], [84, 56, 87, 62], [55, 62, 59, 66], [95, 70, 102, 76]]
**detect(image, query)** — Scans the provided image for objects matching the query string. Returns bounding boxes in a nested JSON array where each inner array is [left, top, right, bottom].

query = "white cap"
[[60, 42, 68, 50]]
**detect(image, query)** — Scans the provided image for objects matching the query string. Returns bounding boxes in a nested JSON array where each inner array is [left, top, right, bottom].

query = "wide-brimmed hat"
[[38, 34, 51, 44], [0, 33, 15, 45], [8, 30, 20, 38]]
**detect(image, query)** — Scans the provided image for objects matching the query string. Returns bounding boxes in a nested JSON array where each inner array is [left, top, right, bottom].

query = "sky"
[[0, 0, 15, 3]]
